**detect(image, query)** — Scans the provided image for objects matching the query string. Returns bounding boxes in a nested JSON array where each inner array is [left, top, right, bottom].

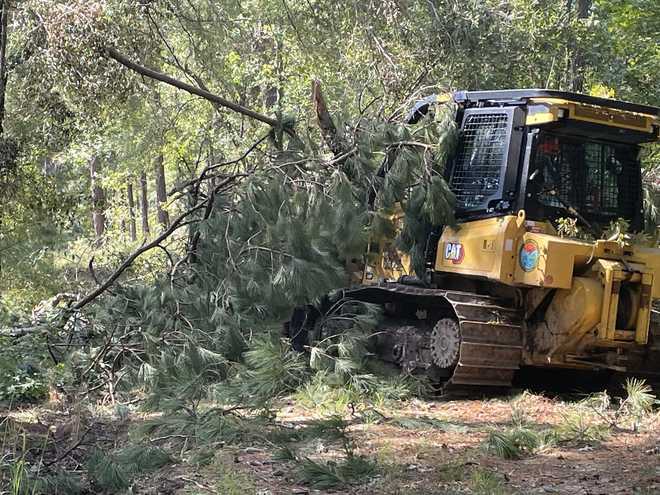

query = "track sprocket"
[[430, 317, 461, 368]]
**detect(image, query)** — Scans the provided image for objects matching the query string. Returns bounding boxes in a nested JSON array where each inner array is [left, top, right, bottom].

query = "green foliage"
[[388, 416, 468, 433], [0, 3, 658, 494], [0, 335, 49, 405], [483, 427, 547, 460], [552, 409, 610, 446], [31, 473, 84, 495], [605, 218, 631, 242], [211, 461, 257, 495], [87, 450, 130, 492], [556, 217, 581, 239], [483, 403, 552, 459], [135, 408, 273, 448], [9, 437, 27, 495], [485, 383, 656, 460]]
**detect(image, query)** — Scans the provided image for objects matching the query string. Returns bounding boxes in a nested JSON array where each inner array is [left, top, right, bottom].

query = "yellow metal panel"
[[525, 103, 559, 125], [597, 261, 614, 340], [527, 97, 657, 133], [525, 111, 557, 125], [512, 233, 594, 289], [435, 215, 522, 284]]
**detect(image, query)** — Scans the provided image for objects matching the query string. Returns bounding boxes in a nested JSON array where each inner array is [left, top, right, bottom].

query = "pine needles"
[[483, 427, 548, 460], [298, 454, 377, 489], [239, 335, 311, 403], [270, 415, 379, 490], [86, 446, 171, 492], [620, 378, 657, 431]]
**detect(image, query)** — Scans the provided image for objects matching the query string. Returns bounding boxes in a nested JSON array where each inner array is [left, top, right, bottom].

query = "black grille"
[[532, 133, 640, 225], [451, 113, 509, 209]]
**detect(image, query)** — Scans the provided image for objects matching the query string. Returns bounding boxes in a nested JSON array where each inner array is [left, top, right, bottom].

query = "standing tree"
[[90, 156, 106, 244], [126, 179, 137, 241], [140, 171, 150, 237], [0, 0, 9, 133], [154, 152, 169, 229]]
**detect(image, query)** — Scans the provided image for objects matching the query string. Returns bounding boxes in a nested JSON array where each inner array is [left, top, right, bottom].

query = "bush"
[[0, 336, 48, 404]]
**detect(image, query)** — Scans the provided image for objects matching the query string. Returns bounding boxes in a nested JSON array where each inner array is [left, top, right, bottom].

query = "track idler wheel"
[[430, 318, 460, 369]]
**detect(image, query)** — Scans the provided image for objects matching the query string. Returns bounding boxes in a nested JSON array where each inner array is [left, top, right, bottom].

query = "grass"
[[212, 462, 258, 495], [436, 461, 467, 482], [2, 382, 657, 495], [265, 412, 379, 490], [469, 468, 510, 495], [483, 407, 611, 459], [31, 473, 84, 495]]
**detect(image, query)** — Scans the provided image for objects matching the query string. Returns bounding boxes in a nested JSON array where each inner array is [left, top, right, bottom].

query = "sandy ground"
[[3, 392, 659, 494]]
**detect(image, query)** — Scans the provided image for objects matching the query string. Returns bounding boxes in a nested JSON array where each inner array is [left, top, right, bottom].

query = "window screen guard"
[[449, 107, 523, 213], [530, 132, 641, 228]]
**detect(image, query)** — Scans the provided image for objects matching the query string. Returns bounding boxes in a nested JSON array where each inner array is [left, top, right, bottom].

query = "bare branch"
[[72, 177, 237, 312], [168, 133, 269, 196], [104, 46, 279, 127]]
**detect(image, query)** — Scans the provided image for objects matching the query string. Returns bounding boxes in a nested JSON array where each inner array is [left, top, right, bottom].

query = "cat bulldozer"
[[286, 89, 660, 395]]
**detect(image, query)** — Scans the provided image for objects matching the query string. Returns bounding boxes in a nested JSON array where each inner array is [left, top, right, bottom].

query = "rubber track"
[[344, 284, 524, 396]]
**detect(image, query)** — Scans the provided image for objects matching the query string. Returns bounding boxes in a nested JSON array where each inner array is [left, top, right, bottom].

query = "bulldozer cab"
[[444, 89, 659, 233]]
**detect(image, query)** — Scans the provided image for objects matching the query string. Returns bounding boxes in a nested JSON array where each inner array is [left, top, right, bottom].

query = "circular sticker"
[[519, 240, 539, 272]]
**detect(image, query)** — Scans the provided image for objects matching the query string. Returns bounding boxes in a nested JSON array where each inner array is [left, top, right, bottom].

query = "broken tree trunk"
[[311, 80, 343, 156]]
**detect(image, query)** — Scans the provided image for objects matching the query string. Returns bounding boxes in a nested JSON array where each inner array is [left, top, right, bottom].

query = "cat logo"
[[444, 242, 464, 264]]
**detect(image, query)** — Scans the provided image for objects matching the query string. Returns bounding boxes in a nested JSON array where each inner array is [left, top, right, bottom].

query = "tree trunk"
[[139, 171, 150, 237], [126, 180, 137, 241], [154, 154, 169, 228], [568, 0, 591, 93], [90, 156, 106, 244], [0, 0, 9, 133]]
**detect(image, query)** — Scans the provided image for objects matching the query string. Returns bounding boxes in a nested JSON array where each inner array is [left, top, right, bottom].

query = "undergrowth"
[[484, 379, 658, 460], [86, 445, 171, 491], [271, 414, 379, 489]]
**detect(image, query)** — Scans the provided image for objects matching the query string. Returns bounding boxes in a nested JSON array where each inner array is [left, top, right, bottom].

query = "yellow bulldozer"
[[286, 89, 660, 395]]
